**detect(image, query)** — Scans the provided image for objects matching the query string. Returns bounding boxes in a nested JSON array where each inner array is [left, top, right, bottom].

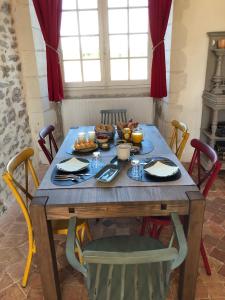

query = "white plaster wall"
[[62, 97, 153, 135], [166, 0, 225, 161]]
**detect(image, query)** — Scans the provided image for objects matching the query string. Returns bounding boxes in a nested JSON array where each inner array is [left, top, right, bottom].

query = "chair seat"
[[84, 235, 166, 252], [84, 236, 171, 300]]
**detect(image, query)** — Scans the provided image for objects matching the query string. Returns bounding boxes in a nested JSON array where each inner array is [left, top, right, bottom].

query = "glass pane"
[[129, 0, 147, 7], [108, 9, 128, 34], [81, 36, 99, 59], [83, 60, 101, 81], [61, 37, 80, 59], [79, 11, 99, 35], [78, 0, 97, 9], [129, 8, 148, 33], [110, 35, 128, 58], [108, 0, 127, 8], [130, 34, 148, 57], [130, 58, 147, 80], [63, 61, 82, 82], [110, 59, 128, 80], [61, 12, 78, 36], [62, 0, 77, 10]]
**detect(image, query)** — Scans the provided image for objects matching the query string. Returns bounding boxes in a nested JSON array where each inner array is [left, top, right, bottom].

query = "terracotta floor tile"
[[0, 283, 26, 300], [210, 248, 225, 263], [218, 265, 225, 277], [0, 273, 13, 292]]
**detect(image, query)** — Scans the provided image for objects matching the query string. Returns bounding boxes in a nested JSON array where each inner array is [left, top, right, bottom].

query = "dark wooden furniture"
[[100, 109, 127, 124], [30, 125, 205, 300], [38, 125, 58, 164], [141, 138, 221, 275]]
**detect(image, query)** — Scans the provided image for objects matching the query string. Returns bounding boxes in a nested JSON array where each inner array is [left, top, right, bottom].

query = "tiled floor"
[[0, 165, 225, 300]]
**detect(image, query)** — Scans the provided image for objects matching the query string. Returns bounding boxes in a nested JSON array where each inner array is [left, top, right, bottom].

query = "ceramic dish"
[[144, 157, 179, 178], [95, 164, 120, 183], [56, 157, 89, 173]]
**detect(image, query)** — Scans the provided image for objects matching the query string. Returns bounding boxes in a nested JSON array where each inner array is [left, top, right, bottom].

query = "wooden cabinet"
[[201, 32, 225, 170]]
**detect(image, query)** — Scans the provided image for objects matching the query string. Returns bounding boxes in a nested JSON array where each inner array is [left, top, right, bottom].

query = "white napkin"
[[145, 161, 179, 177], [56, 158, 89, 172]]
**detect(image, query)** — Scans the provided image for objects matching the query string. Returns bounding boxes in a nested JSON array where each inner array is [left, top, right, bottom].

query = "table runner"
[[39, 153, 194, 190]]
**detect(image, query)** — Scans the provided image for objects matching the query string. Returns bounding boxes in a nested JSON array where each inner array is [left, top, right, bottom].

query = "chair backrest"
[[38, 125, 58, 164], [100, 109, 127, 125], [2, 148, 39, 242], [188, 139, 222, 197], [66, 213, 187, 300], [169, 120, 190, 160]]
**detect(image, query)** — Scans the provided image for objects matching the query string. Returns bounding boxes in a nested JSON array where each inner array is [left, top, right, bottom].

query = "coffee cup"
[[117, 143, 131, 160]]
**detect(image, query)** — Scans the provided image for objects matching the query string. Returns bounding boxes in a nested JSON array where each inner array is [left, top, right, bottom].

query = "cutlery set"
[[54, 173, 91, 181]]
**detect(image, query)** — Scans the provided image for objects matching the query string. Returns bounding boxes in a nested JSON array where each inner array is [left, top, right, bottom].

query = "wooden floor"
[[0, 164, 225, 300]]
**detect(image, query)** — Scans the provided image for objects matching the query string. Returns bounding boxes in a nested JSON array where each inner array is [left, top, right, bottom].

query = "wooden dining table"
[[30, 124, 205, 300]]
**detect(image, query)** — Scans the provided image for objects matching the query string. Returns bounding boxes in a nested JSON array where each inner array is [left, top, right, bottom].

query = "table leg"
[[179, 191, 205, 300], [30, 197, 61, 300]]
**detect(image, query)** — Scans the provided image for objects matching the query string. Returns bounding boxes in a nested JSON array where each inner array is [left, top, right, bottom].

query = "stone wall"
[[0, 0, 32, 208]]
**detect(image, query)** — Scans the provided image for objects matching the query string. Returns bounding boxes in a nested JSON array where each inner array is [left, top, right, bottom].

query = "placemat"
[[51, 162, 105, 186]]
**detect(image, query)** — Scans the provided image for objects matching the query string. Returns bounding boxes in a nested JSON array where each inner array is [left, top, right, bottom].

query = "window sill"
[[63, 84, 150, 99]]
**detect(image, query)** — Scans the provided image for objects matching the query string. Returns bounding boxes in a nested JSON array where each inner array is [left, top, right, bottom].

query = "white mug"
[[117, 144, 131, 160]]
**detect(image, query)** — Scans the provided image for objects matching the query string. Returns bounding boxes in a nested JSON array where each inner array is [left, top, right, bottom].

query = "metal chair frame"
[[2, 148, 91, 287], [38, 125, 58, 164], [140, 139, 222, 276]]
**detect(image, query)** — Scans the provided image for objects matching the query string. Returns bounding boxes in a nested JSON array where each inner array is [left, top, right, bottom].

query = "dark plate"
[[143, 157, 180, 178], [95, 164, 121, 183]]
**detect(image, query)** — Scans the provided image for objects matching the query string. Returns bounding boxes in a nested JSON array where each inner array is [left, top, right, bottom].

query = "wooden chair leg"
[[150, 224, 161, 239], [22, 241, 33, 287], [200, 239, 211, 275], [140, 217, 147, 235], [85, 222, 92, 241]]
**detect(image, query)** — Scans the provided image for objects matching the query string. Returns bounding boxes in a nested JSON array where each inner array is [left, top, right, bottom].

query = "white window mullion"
[[99, 0, 111, 86], [76, 0, 84, 82], [127, 0, 130, 80]]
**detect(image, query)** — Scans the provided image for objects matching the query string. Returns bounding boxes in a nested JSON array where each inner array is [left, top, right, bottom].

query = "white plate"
[[144, 161, 179, 178], [56, 158, 89, 173]]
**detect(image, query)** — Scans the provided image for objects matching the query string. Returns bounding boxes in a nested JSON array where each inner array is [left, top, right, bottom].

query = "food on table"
[[117, 119, 138, 131], [117, 119, 139, 139], [74, 140, 97, 151], [95, 123, 115, 140], [95, 124, 114, 132], [123, 127, 132, 141], [88, 131, 95, 141], [96, 135, 109, 144], [130, 145, 140, 153], [131, 131, 143, 144], [101, 143, 109, 150], [77, 132, 86, 143]]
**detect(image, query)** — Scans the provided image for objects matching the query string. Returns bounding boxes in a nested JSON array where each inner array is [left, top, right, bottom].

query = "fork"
[[54, 173, 91, 180]]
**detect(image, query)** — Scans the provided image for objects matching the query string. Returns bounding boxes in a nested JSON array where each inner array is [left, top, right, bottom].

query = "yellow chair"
[[169, 120, 190, 160], [2, 147, 91, 287]]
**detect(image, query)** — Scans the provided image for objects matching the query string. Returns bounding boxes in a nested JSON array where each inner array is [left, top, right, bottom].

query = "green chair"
[[66, 213, 187, 300]]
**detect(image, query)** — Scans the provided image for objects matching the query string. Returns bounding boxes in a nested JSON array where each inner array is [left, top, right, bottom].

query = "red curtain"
[[149, 0, 172, 98], [33, 0, 64, 101]]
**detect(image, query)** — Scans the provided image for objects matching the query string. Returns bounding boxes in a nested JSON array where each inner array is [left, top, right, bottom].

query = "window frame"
[[60, 0, 151, 98]]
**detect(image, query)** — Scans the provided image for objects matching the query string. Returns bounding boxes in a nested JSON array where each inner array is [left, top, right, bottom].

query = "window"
[[60, 0, 150, 97]]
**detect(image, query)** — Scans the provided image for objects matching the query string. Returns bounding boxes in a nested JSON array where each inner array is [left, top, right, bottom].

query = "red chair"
[[140, 138, 222, 275], [38, 125, 58, 164]]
